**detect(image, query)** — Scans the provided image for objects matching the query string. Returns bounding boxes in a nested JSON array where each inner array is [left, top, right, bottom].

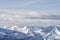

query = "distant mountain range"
[[0, 25, 60, 40]]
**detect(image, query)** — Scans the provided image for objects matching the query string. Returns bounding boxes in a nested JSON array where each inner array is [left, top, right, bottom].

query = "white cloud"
[[0, 9, 60, 26]]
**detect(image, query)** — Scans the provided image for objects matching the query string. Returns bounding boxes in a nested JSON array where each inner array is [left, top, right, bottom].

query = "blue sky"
[[0, 0, 60, 25], [0, 0, 60, 12]]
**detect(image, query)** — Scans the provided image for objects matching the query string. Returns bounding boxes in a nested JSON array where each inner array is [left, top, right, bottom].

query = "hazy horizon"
[[0, 0, 60, 25]]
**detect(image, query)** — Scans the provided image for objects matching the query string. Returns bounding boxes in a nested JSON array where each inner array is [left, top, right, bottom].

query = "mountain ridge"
[[0, 25, 60, 40]]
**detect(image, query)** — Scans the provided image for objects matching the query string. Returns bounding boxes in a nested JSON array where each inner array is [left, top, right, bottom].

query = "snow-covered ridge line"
[[0, 25, 60, 40]]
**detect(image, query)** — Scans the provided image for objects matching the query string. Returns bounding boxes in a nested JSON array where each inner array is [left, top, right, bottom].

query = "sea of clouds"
[[0, 9, 60, 26]]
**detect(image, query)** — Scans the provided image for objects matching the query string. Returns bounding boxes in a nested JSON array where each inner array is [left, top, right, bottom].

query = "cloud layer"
[[0, 9, 60, 26]]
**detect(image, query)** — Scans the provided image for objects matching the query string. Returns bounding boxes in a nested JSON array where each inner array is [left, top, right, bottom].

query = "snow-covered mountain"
[[0, 25, 60, 40]]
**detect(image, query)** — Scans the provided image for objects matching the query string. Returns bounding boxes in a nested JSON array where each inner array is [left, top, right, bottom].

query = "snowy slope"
[[0, 25, 60, 40]]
